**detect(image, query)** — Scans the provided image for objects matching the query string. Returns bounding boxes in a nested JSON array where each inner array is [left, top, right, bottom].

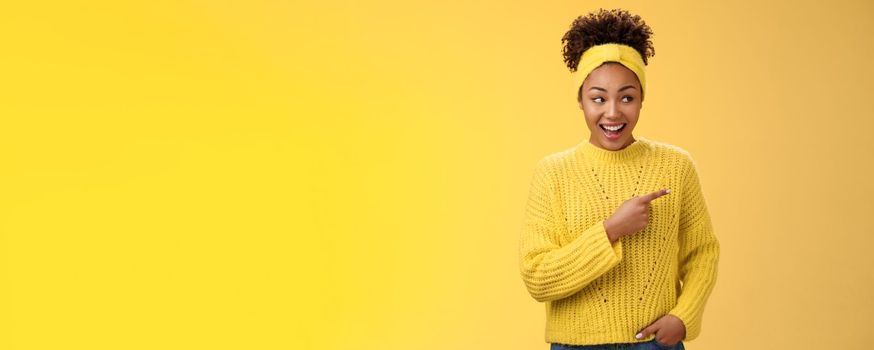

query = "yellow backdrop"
[[1, 0, 872, 349]]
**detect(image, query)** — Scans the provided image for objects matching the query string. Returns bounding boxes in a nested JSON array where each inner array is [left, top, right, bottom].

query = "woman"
[[518, 8, 720, 350]]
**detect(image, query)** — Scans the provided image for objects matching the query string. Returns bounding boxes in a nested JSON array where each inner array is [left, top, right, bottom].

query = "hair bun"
[[562, 8, 655, 72]]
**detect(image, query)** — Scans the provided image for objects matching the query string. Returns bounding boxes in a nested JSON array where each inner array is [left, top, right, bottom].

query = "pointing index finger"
[[640, 188, 671, 203]]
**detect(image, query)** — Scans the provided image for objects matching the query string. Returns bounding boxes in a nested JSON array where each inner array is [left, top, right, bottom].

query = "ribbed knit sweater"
[[518, 136, 720, 346]]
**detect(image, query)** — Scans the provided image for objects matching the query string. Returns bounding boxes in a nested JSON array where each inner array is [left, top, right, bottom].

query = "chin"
[[601, 141, 627, 151]]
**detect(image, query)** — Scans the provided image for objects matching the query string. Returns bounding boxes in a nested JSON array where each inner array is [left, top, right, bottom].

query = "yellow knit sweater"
[[518, 136, 720, 346]]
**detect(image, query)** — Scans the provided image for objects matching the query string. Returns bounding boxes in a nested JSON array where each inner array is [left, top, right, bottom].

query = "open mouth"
[[599, 123, 627, 140]]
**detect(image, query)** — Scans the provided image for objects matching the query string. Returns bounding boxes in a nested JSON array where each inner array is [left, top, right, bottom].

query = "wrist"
[[603, 219, 618, 243]]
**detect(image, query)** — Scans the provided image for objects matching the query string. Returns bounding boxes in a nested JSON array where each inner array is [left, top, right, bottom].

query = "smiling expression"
[[577, 62, 644, 151]]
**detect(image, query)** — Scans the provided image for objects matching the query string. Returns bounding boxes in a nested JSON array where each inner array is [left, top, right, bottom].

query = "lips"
[[599, 123, 626, 132], [599, 123, 627, 140]]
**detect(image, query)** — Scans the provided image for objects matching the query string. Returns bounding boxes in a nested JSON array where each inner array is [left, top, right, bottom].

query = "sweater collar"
[[577, 136, 649, 163]]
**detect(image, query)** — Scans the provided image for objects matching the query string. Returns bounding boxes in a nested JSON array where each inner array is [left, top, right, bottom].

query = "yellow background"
[[1, 0, 872, 349]]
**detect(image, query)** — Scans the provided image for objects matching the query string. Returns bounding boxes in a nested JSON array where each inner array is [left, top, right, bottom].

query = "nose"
[[605, 100, 620, 118]]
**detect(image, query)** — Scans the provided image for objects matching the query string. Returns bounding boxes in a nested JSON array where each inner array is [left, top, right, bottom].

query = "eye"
[[622, 96, 634, 103], [592, 97, 605, 103]]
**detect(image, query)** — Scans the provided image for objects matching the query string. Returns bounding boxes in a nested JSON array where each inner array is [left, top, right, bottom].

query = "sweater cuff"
[[667, 302, 700, 341], [601, 220, 622, 260], [591, 220, 623, 262]]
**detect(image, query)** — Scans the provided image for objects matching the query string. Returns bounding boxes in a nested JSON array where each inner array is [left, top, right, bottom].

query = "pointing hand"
[[604, 188, 671, 243]]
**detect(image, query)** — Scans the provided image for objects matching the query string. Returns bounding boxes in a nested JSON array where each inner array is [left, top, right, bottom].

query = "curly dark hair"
[[562, 8, 655, 71], [562, 8, 655, 100]]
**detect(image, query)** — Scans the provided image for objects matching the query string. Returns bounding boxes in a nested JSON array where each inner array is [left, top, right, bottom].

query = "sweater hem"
[[546, 331, 656, 346]]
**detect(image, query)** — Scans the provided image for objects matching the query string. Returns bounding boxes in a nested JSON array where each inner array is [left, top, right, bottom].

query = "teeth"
[[602, 124, 625, 131]]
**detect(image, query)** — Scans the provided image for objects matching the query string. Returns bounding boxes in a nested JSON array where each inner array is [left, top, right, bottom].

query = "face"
[[578, 62, 644, 151]]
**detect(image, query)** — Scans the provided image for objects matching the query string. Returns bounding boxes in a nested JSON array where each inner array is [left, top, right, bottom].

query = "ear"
[[576, 85, 584, 110]]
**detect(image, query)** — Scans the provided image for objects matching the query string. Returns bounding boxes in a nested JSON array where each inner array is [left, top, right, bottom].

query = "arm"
[[667, 156, 721, 341], [518, 159, 624, 302]]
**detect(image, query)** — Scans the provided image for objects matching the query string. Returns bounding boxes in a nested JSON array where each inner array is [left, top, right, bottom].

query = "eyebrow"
[[588, 85, 637, 92]]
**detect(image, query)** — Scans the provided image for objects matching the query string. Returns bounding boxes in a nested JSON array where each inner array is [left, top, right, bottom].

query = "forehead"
[[583, 62, 639, 88]]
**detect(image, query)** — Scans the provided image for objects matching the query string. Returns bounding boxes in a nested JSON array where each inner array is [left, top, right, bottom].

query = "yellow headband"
[[572, 43, 646, 100]]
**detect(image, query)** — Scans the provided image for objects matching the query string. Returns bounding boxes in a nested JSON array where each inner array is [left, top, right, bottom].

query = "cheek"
[[622, 105, 642, 121], [583, 113, 599, 128], [581, 105, 597, 122]]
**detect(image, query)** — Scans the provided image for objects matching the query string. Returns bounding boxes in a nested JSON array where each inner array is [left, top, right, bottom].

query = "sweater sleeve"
[[667, 156, 721, 341], [518, 159, 624, 303]]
